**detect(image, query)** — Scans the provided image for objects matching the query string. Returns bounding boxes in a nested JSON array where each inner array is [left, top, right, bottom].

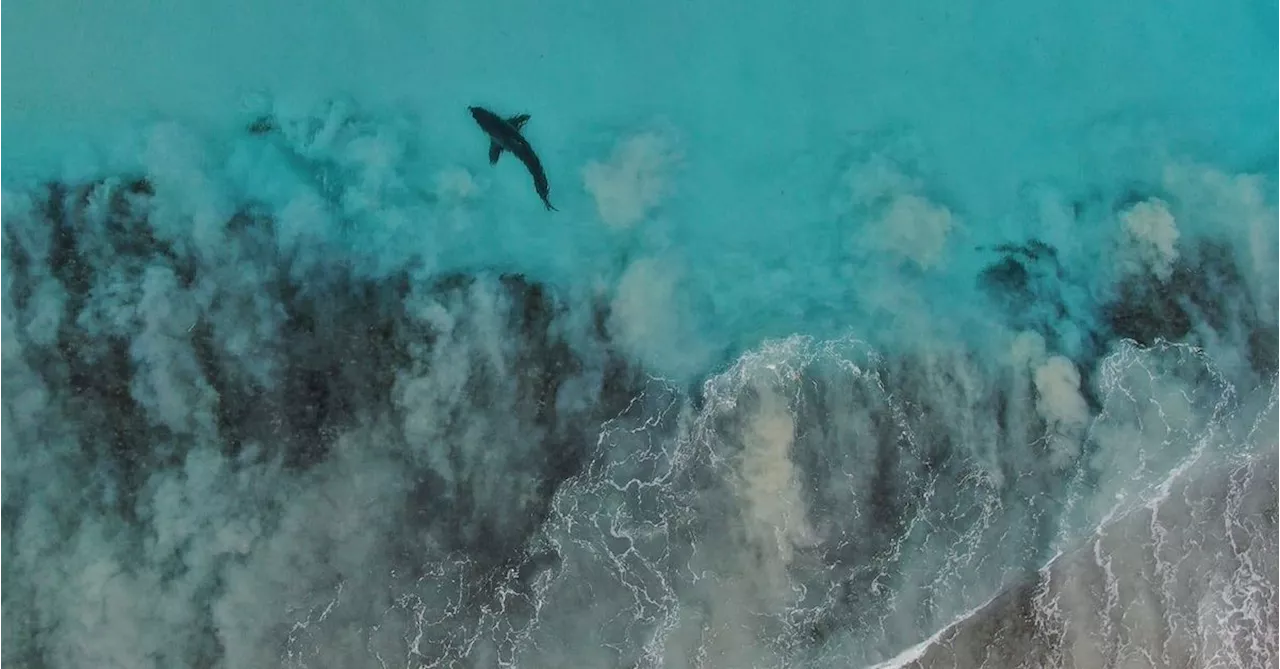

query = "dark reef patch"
[[980, 232, 1276, 388], [1104, 239, 1277, 376], [1, 175, 644, 551], [978, 242, 1065, 324], [395, 271, 641, 562], [4, 179, 183, 515]]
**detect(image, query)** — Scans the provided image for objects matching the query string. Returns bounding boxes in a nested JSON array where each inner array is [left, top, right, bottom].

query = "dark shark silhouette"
[[468, 106, 557, 211]]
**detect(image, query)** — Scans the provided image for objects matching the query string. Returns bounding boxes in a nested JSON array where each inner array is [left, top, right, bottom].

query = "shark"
[[468, 105, 557, 211]]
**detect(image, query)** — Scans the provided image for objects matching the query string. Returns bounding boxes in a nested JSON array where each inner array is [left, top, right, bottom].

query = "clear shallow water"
[[1, 1, 1277, 667]]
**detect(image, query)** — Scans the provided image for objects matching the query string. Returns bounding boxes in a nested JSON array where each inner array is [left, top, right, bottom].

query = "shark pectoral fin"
[[508, 114, 531, 130], [488, 141, 504, 165]]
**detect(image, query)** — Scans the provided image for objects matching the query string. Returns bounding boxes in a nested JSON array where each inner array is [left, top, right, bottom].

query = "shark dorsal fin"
[[507, 114, 531, 131]]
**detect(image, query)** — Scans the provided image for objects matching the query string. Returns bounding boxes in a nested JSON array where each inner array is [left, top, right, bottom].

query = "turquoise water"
[[2, 1, 1277, 667]]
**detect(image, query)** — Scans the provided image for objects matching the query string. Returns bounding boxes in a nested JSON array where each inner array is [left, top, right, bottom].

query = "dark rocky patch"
[[266, 268, 420, 467], [247, 115, 277, 136], [4, 180, 176, 515], [980, 232, 1275, 401], [3, 176, 645, 539], [396, 271, 641, 564], [1104, 239, 1278, 376], [977, 240, 1074, 345]]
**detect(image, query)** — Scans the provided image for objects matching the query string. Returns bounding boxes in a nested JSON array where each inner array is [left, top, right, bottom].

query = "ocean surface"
[[2, 1, 1277, 667]]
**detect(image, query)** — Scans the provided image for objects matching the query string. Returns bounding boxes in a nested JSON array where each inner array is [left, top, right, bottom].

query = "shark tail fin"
[[488, 141, 503, 165], [508, 114, 531, 131]]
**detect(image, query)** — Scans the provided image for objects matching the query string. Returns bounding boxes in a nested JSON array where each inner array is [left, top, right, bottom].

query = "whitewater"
[[1, 0, 1276, 667]]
